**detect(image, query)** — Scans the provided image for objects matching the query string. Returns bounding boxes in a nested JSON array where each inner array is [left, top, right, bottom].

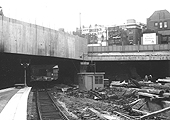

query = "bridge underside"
[[0, 53, 80, 89], [0, 52, 170, 90]]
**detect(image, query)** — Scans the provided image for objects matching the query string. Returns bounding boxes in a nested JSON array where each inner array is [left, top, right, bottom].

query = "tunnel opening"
[[0, 52, 169, 89], [0, 53, 80, 89]]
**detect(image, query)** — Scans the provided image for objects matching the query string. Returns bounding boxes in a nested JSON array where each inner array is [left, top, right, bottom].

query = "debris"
[[140, 106, 170, 120], [50, 82, 170, 120]]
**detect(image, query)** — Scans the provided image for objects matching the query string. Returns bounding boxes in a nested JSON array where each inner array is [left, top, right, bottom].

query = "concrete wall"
[[0, 16, 88, 60]]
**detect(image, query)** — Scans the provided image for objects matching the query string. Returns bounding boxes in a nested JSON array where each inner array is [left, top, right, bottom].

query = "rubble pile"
[[50, 86, 144, 120], [50, 78, 170, 120], [54, 93, 137, 120]]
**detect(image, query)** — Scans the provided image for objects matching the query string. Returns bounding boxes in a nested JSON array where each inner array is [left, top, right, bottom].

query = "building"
[[147, 9, 170, 44], [81, 25, 107, 45], [107, 19, 146, 45], [81, 20, 145, 46], [31, 65, 59, 81], [126, 19, 144, 45], [107, 25, 127, 45], [78, 72, 105, 90]]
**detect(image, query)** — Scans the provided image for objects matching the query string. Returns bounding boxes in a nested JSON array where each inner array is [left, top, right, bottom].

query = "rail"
[[36, 89, 69, 120]]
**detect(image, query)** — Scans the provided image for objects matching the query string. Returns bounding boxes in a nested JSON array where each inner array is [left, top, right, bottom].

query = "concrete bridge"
[[0, 16, 87, 60], [0, 15, 170, 88], [87, 45, 170, 61], [0, 15, 170, 62]]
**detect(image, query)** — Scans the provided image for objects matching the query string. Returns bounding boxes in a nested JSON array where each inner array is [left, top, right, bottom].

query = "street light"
[[79, 13, 82, 36], [0, 6, 4, 16]]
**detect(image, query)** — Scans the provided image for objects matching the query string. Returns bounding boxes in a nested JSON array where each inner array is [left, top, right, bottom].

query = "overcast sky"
[[1, 0, 170, 32]]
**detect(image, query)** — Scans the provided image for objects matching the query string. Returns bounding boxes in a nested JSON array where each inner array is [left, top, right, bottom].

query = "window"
[[129, 30, 133, 34], [168, 37, 170, 42], [162, 36, 168, 44], [163, 36, 168, 41], [129, 36, 133, 40], [159, 22, 163, 28], [79, 76, 84, 84], [164, 21, 168, 28], [95, 76, 103, 84], [154, 22, 158, 27]]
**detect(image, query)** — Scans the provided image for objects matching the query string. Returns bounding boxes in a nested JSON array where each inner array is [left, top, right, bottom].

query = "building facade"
[[81, 25, 107, 45], [80, 20, 145, 46], [126, 19, 143, 45], [107, 25, 127, 45], [147, 10, 170, 44], [107, 19, 145, 45]]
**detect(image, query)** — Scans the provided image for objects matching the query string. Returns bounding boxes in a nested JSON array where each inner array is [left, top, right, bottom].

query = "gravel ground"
[[27, 90, 37, 120]]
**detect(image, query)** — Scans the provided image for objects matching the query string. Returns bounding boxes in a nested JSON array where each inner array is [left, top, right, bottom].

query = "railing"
[[88, 44, 170, 53]]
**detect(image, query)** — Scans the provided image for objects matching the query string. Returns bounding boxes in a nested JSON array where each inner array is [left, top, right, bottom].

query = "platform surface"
[[0, 87, 31, 120], [0, 87, 19, 113]]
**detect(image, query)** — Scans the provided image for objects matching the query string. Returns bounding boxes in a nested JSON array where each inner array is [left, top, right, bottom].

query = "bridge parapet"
[[88, 44, 170, 53], [0, 16, 88, 60], [87, 45, 170, 61], [87, 52, 170, 61]]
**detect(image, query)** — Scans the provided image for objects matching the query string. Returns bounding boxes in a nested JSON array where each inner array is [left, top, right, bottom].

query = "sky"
[[1, 0, 170, 32]]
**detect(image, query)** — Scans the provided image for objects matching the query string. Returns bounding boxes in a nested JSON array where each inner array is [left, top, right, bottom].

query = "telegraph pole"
[[0, 6, 4, 16], [79, 13, 82, 35]]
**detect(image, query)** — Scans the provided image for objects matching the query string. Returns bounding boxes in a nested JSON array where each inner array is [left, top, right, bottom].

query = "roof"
[[148, 9, 170, 21], [53, 65, 59, 69]]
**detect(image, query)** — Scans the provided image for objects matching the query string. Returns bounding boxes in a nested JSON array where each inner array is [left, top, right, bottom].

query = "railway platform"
[[0, 87, 19, 113], [0, 87, 31, 120]]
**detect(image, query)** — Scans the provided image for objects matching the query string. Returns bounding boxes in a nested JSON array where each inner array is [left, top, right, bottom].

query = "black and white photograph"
[[0, 0, 170, 119]]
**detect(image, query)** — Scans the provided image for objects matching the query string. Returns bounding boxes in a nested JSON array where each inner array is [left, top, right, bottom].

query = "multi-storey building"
[[81, 25, 107, 45], [147, 9, 170, 44], [107, 25, 127, 45], [107, 19, 146, 45], [80, 20, 145, 46], [126, 19, 145, 45]]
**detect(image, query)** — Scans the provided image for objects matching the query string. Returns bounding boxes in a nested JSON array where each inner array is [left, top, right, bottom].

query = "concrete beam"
[[86, 52, 170, 61]]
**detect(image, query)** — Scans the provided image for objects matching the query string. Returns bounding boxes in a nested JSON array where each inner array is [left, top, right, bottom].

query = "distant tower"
[[0, 6, 4, 16]]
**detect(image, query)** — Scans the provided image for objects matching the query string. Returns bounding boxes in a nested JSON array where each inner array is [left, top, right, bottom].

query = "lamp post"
[[79, 13, 82, 36], [20, 62, 30, 87], [0, 6, 4, 16]]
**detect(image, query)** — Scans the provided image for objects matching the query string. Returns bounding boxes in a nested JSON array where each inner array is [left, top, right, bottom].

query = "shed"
[[78, 72, 105, 90]]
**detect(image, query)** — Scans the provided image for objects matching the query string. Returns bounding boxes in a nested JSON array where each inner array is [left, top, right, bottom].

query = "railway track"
[[36, 89, 69, 120]]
